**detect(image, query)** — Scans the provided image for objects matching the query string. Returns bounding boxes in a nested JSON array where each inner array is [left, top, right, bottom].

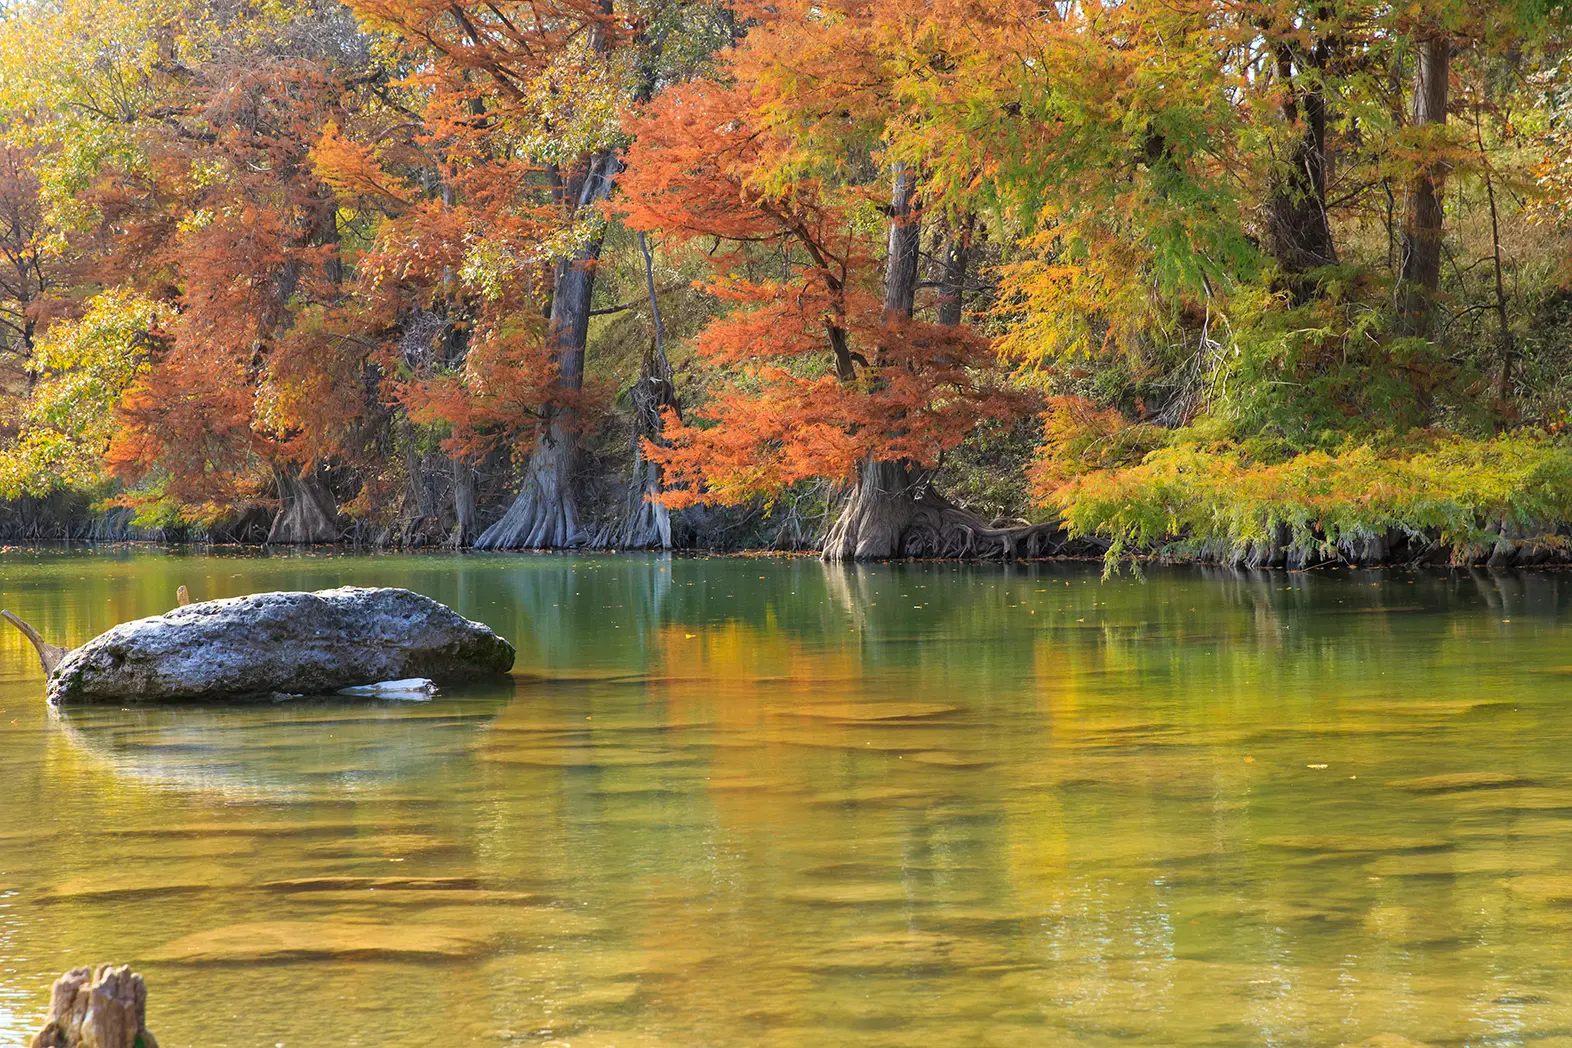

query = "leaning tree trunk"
[[267, 465, 339, 544], [1399, 34, 1450, 336], [475, 148, 619, 550]]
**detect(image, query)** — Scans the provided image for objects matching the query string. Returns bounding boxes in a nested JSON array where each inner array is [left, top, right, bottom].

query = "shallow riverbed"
[[2, 549, 1572, 1047]]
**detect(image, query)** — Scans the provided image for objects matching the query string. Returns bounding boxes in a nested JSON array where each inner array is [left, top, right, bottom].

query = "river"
[[1, 549, 1571, 1047]]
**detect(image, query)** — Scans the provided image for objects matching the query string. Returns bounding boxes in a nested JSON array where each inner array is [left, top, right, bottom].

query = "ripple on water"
[[1257, 835, 1453, 853], [474, 745, 701, 767], [1385, 771, 1538, 792], [34, 868, 248, 904], [147, 920, 499, 963], [770, 703, 960, 722]]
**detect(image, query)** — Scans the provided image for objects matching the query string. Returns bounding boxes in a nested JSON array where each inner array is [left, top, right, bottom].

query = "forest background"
[[0, 0, 1569, 566]]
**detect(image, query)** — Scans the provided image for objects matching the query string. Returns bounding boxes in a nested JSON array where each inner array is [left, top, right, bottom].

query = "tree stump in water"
[[31, 965, 158, 1048]]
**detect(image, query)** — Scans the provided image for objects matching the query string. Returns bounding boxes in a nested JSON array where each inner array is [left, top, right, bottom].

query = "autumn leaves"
[[0, 0, 1566, 558]]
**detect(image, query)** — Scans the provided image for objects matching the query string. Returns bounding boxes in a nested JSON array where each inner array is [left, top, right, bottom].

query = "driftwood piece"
[[31, 965, 158, 1048], [2, 582, 192, 676], [2, 610, 68, 675]]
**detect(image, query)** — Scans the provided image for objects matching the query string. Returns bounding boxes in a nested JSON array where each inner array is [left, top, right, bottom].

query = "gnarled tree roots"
[[592, 460, 672, 550], [268, 468, 340, 544], [821, 459, 1076, 561], [473, 433, 584, 550]]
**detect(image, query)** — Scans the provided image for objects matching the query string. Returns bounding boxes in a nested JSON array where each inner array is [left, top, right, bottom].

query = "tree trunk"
[[1264, 40, 1336, 296], [937, 214, 974, 327], [389, 443, 456, 548], [608, 232, 676, 549], [267, 466, 340, 544], [449, 458, 477, 548], [475, 147, 619, 550], [31, 965, 157, 1048], [473, 422, 583, 549], [882, 162, 921, 320], [822, 168, 1064, 561], [821, 171, 1069, 561], [822, 458, 1068, 560], [822, 166, 923, 561], [822, 458, 918, 559], [613, 453, 672, 549], [1399, 35, 1450, 335]]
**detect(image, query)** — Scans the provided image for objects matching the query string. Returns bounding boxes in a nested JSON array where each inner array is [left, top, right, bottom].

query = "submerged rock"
[[35, 587, 513, 704]]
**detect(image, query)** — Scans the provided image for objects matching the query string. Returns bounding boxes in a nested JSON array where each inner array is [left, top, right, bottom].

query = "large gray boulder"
[[45, 587, 515, 704]]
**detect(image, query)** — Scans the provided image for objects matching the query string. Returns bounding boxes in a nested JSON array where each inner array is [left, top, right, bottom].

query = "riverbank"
[[3, 530, 1571, 571], [10, 431, 1572, 569]]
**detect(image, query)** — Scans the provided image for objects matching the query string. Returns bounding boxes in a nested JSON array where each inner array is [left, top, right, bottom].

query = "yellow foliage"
[[0, 289, 172, 498]]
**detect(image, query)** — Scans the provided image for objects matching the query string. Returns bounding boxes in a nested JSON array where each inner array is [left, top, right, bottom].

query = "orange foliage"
[[85, 57, 375, 513], [399, 320, 606, 464], [620, 37, 1017, 508], [339, 0, 628, 464], [310, 121, 413, 210]]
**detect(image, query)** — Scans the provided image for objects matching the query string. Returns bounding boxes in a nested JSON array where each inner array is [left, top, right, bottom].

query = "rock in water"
[[46, 587, 514, 704], [31, 964, 158, 1048]]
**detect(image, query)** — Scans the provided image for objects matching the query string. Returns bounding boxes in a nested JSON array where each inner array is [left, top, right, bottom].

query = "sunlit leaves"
[[1046, 433, 1572, 570], [0, 288, 172, 497]]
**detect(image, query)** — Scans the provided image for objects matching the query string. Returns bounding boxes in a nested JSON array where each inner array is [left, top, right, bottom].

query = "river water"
[[1, 550, 1571, 1047]]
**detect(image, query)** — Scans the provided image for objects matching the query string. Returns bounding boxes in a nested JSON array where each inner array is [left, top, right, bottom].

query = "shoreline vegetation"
[[0, 2, 1570, 569], [2, 523, 1569, 571]]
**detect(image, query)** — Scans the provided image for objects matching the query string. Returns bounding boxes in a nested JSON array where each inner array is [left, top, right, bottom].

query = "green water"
[[2, 551, 1572, 1048]]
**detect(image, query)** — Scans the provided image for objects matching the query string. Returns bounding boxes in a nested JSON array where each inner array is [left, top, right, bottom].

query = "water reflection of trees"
[[462, 577, 1572, 1047]]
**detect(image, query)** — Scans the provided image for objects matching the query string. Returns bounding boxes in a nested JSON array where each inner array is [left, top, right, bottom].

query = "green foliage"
[[1197, 278, 1490, 450], [1046, 433, 1572, 571]]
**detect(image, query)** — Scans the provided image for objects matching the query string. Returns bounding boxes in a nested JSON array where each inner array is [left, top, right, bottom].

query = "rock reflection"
[[46, 692, 512, 800]]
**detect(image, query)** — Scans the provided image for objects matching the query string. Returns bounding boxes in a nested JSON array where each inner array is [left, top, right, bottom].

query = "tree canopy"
[[0, 0, 1568, 562]]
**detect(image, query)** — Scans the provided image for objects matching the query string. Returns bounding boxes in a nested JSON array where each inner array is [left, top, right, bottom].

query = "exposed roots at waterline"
[[821, 460, 1077, 561], [473, 436, 585, 550]]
